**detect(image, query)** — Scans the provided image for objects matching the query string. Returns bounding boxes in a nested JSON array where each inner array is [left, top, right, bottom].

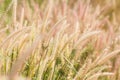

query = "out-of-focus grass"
[[0, 0, 120, 80]]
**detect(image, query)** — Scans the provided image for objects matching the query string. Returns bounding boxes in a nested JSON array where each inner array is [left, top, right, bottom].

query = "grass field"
[[0, 0, 120, 80]]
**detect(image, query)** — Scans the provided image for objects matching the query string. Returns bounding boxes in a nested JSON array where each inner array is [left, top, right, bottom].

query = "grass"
[[0, 0, 120, 80]]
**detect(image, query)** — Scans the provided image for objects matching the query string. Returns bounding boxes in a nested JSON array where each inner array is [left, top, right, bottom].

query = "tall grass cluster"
[[0, 0, 120, 80]]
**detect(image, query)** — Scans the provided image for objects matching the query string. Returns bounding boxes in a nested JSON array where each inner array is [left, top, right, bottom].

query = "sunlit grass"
[[0, 0, 120, 80]]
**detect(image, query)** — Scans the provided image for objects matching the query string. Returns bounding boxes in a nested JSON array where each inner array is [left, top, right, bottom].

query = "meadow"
[[0, 0, 120, 80]]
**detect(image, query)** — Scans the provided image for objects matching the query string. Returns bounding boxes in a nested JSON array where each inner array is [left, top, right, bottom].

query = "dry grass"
[[0, 0, 120, 80]]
